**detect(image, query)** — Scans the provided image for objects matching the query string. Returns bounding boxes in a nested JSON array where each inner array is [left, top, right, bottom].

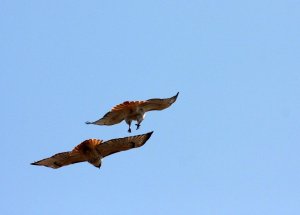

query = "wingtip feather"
[[145, 131, 154, 140], [148, 131, 154, 135]]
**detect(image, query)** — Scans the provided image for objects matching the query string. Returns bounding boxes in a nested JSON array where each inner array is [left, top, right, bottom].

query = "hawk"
[[31, 132, 153, 169], [86, 92, 179, 132]]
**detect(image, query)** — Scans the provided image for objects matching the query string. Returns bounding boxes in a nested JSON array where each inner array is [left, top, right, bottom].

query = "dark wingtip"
[[85, 121, 92, 124], [145, 131, 154, 140], [31, 162, 38, 166], [170, 92, 179, 103]]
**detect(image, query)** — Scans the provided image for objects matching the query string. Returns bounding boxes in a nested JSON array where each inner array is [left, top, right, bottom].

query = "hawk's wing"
[[31, 151, 86, 169], [86, 110, 125, 125], [96, 131, 153, 158], [86, 101, 145, 125], [140, 92, 179, 112]]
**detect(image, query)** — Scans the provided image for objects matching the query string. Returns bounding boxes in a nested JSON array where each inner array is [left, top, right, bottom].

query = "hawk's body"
[[31, 132, 153, 169], [86, 92, 179, 132]]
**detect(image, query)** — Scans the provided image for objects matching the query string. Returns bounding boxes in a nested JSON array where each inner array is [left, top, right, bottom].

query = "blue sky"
[[1, 0, 300, 214]]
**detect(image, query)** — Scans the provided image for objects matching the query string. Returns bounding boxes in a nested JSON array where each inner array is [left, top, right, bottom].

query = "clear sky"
[[1, 0, 299, 214]]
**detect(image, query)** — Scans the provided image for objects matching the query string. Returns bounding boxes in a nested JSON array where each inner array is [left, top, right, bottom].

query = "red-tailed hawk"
[[31, 132, 153, 169], [86, 92, 179, 132]]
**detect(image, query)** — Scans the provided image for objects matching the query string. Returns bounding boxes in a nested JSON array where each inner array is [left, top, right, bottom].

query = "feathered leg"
[[135, 115, 144, 130], [125, 119, 132, 133]]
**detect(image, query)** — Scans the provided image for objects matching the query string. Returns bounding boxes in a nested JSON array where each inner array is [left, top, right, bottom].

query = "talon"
[[135, 124, 140, 130], [128, 128, 132, 133]]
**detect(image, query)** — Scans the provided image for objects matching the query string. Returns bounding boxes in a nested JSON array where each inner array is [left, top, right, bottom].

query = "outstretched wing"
[[96, 131, 153, 158], [86, 110, 125, 125], [85, 101, 145, 125], [140, 92, 179, 112], [31, 151, 86, 169]]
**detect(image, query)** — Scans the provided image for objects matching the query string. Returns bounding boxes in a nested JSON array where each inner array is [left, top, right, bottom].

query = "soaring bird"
[[86, 92, 179, 133], [31, 132, 153, 169]]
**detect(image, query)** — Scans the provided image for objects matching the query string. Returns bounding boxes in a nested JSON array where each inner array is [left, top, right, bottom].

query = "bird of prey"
[[31, 132, 153, 169], [86, 92, 179, 133]]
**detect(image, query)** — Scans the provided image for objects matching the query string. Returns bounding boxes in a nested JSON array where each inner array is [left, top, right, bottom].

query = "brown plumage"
[[31, 132, 153, 169], [86, 92, 179, 132]]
